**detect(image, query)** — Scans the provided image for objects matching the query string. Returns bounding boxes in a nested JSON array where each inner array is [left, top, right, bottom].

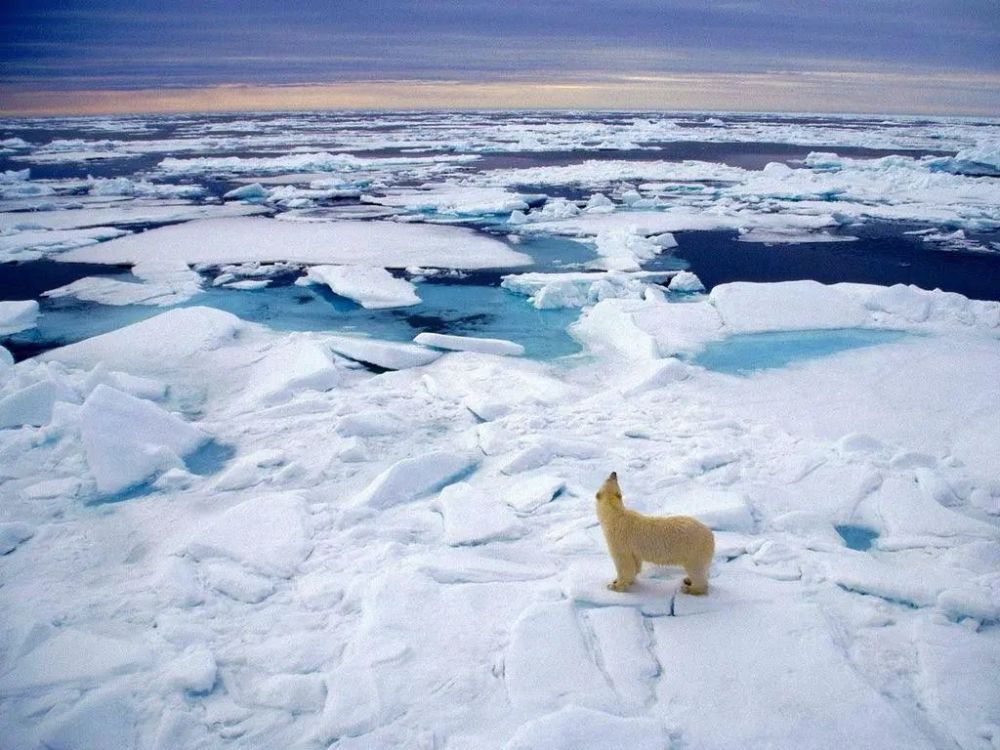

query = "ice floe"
[[502, 270, 676, 309], [61, 217, 532, 268], [414, 332, 525, 356], [0, 300, 39, 336], [299, 265, 420, 308]]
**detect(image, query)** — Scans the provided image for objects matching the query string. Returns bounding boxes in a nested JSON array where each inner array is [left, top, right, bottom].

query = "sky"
[[1, 0, 998, 116]]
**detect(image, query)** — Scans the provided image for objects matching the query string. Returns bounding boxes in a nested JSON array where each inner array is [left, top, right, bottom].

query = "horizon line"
[[2, 72, 998, 118]]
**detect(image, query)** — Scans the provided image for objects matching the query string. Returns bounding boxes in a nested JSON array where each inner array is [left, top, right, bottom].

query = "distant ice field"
[[1, 110, 999, 359]]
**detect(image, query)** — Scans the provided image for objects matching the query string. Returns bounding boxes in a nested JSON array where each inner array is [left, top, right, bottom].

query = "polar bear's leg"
[[681, 566, 709, 595], [608, 547, 638, 591]]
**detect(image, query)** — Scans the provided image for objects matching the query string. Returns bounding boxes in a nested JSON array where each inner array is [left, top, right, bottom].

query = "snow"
[[0, 300, 39, 335], [241, 339, 340, 406], [0, 380, 58, 429], [434, 481, 525, 545], [163, 646, 217, 693], [0, 629, 152, 693], [0, 522, 34, 555], [61, 217, 532, 269], [414, 332, 525, 356], [300, 265, 420, 308], [184, 493, 311, 577], [502, 474, 566, 513], [710, 280, 869, 333], [504, 706, 665, 750], [253, 673, 326, 713], [505, 600, 617, 712], [36, 687, 139, 750], [349, 450, 478, 510], [80, 384, 208, 494], [44, 306, 245, 373], [655, 578, 939, 750]]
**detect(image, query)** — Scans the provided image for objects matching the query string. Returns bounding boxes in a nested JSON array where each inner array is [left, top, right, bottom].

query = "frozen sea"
[[0, 111, 999, 750]]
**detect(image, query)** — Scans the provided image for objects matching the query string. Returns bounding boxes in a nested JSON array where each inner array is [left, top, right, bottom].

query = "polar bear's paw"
[[681, 576, 708, 596]]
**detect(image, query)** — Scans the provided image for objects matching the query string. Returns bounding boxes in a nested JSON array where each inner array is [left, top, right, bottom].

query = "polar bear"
[[596, 471, 715, 595]]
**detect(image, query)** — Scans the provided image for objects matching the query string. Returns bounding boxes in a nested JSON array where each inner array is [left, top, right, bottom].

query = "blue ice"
[[185, 441, 237, 476], [691, 329, 908, 375], [835, 525, 879, 551], [13, 272, 582, 362]]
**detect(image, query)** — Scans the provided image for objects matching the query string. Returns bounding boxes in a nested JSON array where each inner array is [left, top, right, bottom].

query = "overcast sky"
[[2, 0, 998, 115]]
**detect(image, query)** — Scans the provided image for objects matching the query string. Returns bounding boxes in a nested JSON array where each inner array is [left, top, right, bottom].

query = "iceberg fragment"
[[79, 384, 208, 494], [0, 300, 39, 335], [414, 332, 524, 356], [301, 265, 420, 309]]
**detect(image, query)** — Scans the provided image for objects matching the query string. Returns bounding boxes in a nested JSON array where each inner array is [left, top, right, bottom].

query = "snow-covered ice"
[[299, 265, 420, 309], [61, 216, 532, 268], [80, 384, 208, 494], [327, 335, 442, 370], [0, 300, 39, 335], [414, 332, 525, 356]]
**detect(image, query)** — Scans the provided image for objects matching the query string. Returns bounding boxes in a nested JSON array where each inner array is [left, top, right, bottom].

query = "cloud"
[[3, 70, 998, 116], [1, 1, 997, 114]]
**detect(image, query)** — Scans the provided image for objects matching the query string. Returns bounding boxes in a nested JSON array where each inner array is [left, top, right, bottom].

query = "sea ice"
[[0, 379, 58, 428], [414, 332, 525, 356], [240, 338, 340, 407], [0, 202, 267, 232], [79, 384, 208, 494], [0, 300, 39, 335], [667, 270, 705, 293], [36, 687, 139, 750], [366, 184, 544, 216], [164, 646, 217, 693], [62, 216, 532, 269], [157, 150, 477, 176], [504, 705, 665, 750], [349, 450, 477, 510], [501, 270, 675, 309], [184, 492, 311, 577], [0, 630, 152, 693], [44, 306, 245, 374], [0, 522, 34, 555], [433, 481, 525, 545], [327, 335, 442, 370], [300, 265, 420, 308], [504, 601, 617, 712], [592, 228, 676, 271], [44, 261, 203, 307], [3, 112, 999, 750]]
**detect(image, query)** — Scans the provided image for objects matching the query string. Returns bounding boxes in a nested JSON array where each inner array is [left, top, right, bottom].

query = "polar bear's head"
[[595, 471, 624, 511]]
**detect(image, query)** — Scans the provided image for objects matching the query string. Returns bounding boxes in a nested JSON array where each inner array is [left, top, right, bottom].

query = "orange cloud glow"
[[2, 72, 998, 117]]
